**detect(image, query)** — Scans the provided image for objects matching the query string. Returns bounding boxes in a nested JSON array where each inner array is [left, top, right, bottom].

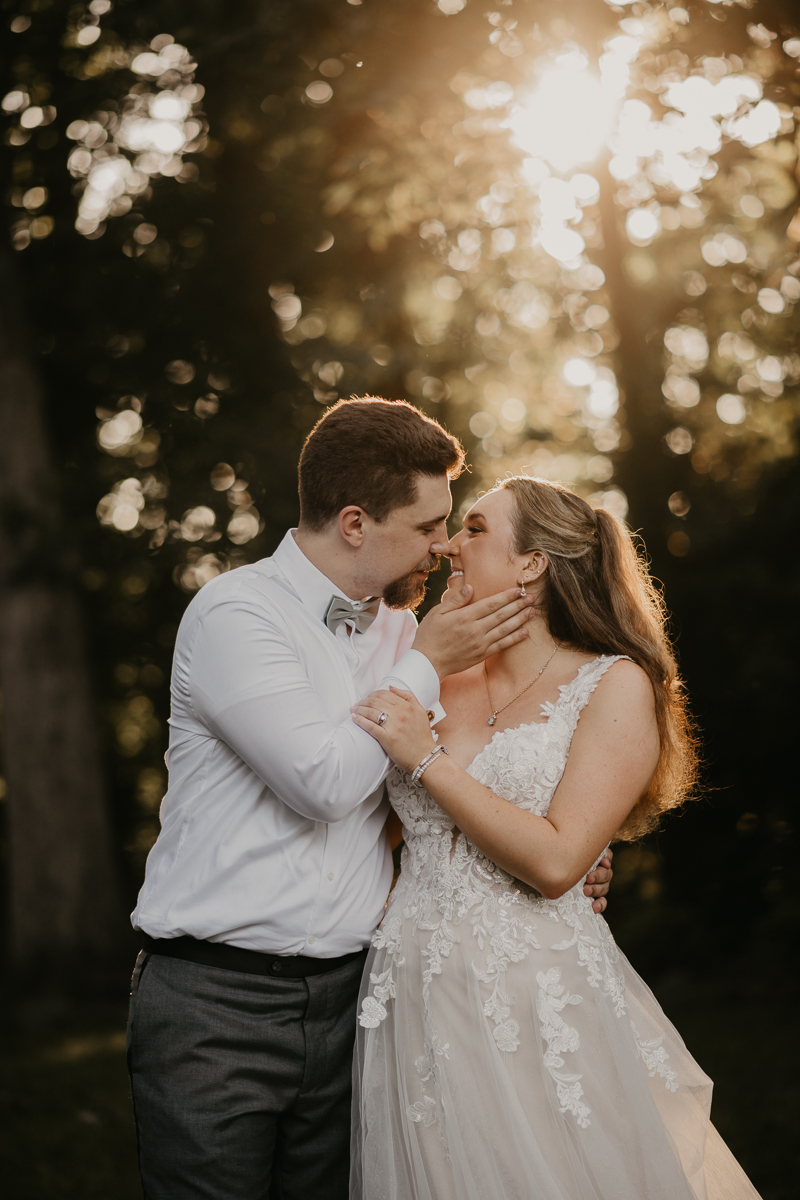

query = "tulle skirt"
[[350, 901, 761, 1200]]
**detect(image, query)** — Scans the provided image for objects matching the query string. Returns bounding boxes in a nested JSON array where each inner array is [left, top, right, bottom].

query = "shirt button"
[[307, 935, 315, 945], [328, 871, 335, 881]]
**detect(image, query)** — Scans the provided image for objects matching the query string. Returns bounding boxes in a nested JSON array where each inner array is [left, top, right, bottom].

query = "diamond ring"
[[377, 712, 388, 726]]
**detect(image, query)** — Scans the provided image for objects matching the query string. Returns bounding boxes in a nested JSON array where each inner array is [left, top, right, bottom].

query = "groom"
[[127, 397, 612, 1199]]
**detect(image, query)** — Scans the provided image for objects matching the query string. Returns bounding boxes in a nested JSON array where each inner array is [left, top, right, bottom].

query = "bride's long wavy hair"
[[500, 476, 699, 841]]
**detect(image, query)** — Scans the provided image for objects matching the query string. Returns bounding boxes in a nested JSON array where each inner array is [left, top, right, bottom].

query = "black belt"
[[140, 933, 368, 979]]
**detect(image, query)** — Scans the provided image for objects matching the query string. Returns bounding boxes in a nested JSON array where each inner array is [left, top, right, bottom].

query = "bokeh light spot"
[[210, 463, 235, 490], [667, 531, 690, 557], [305, 81, 333, 105], [757, 288, 784, 314], [668, 492, 691, 517], [227, 511, 260, 544], [665, 427, 694, 455], [319, 59, 344, 78], [180, 507, 216, 541], [469, 411, 497, 439], [98, 410, 143, 454], [563, 358, 596, 387], [716, 394, 746, 424], [165, 359, 195, 384], [435, 276, 463, 301]]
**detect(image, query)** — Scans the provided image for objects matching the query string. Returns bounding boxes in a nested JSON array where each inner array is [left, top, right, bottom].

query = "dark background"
[[1, 1, 798, 1195]]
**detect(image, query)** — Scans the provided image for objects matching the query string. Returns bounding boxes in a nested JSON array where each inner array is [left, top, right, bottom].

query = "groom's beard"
[[382, 555, 441, 612]]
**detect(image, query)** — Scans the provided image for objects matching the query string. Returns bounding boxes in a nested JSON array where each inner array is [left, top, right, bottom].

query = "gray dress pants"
[[127, 949, 367, 1199]]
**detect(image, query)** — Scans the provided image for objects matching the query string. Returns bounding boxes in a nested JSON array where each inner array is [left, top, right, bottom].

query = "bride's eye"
[[467, 524, 483, 534]]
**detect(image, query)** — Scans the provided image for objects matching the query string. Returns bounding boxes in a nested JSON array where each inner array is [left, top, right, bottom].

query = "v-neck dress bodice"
[[350, 656, 762, 1200]]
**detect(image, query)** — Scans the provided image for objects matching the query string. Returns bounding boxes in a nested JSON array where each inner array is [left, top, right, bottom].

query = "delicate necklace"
[[483, 642, 559, 726]]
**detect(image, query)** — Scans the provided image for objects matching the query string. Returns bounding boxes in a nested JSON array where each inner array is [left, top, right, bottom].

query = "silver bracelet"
[[411, 744, 449, 784]]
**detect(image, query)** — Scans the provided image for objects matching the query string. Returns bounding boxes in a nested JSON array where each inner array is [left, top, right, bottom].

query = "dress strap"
[[556, 655, 632, 729]]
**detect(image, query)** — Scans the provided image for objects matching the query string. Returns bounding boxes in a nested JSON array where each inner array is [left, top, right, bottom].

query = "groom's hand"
[[412, 584, 535, 679], [584, 850, 613, 915]]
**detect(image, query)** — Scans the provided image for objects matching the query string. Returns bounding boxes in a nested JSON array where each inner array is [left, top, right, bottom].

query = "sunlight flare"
[[509, 59, 616, 175]]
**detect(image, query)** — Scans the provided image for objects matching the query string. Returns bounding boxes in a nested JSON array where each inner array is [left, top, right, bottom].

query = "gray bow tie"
[[324, 595, 381, 635]]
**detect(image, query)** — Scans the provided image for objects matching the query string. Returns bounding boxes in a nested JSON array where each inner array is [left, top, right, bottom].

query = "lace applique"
[[407, 1095, 437, 1127], [632, 1023, 679, 1092], [549, 895, 628, 1017], [493, 1017, 521, 1053], [408, 1019, 451, 1154], [359, 655, 635, 1132], [358, 966, 396, 1028], [358, 996, 386, 1028], [536, 967, 592, 1128]]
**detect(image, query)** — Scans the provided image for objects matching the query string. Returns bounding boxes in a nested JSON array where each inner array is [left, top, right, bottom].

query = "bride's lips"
[[447, 569, 464, 587]]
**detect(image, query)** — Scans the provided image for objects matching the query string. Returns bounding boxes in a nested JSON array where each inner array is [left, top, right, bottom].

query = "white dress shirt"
[[132, 529, 441, 957]]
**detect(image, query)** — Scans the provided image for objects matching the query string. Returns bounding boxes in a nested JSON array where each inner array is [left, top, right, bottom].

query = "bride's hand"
[[351, 687, 436, 774]]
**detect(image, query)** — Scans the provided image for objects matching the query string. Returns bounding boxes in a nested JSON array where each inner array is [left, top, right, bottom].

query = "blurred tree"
[[1, 0, 798, 1007], [0, 244, 122, 994], [0, 0, 317, 995]]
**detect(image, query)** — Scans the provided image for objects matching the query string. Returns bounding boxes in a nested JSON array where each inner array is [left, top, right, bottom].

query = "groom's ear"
[[338, 505, 367, 547]]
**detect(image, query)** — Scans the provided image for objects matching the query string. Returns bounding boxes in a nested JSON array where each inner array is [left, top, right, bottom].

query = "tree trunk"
[[0, 247, 125, 1002], [593, 156, 675, 544]]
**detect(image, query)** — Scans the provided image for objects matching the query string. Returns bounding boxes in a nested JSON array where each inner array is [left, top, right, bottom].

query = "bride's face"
[[446, 488, 529, 602]]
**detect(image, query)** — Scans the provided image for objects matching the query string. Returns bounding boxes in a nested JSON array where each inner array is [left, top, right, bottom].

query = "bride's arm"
[[352, 662, 658, 899]]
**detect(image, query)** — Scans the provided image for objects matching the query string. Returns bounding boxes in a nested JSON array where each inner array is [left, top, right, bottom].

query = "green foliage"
[[1, 1, 799, 1191], [1, 0, 798, 992]]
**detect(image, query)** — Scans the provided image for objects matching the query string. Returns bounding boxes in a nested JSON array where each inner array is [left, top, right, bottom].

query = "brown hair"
[[500, 476, 699, 841], [298, 397, 465, 530]]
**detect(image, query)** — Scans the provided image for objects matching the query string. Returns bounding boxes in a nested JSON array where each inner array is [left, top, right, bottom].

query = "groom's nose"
[[430, 537, 455, 557]]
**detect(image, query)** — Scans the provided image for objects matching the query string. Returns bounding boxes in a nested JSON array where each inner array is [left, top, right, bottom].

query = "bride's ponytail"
[[500, 477, 699, 840]]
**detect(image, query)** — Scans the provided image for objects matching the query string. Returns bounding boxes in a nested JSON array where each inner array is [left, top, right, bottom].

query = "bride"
[[349, 476, 761, 1200]]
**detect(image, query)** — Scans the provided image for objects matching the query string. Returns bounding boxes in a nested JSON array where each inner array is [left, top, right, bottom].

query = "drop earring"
[[519, 583, 527, 597]]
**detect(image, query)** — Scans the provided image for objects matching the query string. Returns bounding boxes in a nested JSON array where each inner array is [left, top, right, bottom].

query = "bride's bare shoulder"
[[587, 656, 655, 717]]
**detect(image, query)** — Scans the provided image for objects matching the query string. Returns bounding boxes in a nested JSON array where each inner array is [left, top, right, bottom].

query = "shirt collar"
[[271, 528, 366, 623]]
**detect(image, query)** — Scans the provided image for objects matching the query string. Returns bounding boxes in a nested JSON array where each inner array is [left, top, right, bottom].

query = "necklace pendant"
[[487, 714, 496, 726]]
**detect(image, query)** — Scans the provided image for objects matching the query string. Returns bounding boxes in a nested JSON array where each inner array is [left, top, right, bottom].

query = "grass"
[[0, 984, 794, 1198], [0, 1013, 140, 1200]]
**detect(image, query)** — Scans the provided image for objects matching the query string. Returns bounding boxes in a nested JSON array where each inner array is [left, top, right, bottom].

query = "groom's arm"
[[188, 598, 398, 824]]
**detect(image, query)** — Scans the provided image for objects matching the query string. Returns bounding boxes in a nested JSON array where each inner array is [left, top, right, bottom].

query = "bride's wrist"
[[407, 741, 444, 780]]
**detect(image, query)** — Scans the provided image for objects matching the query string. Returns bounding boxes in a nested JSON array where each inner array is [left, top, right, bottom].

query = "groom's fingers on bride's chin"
[[472, 587, 530, 619], [478, 602, 536, 640], [488, 627, 530, 654]]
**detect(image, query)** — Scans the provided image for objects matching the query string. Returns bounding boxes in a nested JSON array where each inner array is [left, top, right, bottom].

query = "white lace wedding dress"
[[351, 656, 762, 1200]]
